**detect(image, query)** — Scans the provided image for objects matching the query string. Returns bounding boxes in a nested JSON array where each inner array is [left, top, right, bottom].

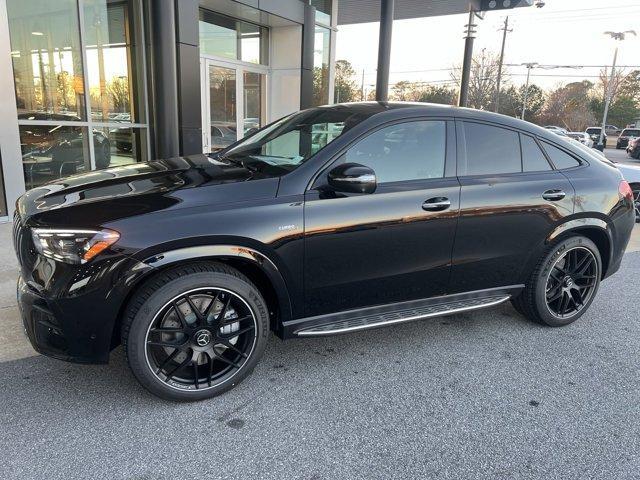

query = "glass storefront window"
[[199, 10, 268, 65], [311, 0, 332, 25], [95, 127, 148, 169], [82, 0, 146, 123], [312, 26, 331, 106], [8, 0, 149, 190], [243, 72, 264, 137], [8, 0, 86, 118], [209, 66, 237, 151], [19, 124, 91, 189]]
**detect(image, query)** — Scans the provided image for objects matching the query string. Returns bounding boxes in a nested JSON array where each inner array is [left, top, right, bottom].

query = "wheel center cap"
[[194, 330, 212, 347], [563, 276, 574, 288]]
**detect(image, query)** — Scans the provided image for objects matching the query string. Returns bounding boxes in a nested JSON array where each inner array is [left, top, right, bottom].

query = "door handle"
[[542, 189, 566, 201], [422, 197, 451, 212]]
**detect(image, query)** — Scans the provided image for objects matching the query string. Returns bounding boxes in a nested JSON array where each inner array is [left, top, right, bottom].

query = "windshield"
[[622, 129, 640, 137], [217, 107, 378, 176], [586, 128, 601, 135]]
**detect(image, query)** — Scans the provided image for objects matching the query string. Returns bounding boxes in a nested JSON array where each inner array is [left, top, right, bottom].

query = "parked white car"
[[570, 140, 640, 222], [544, 125, 568, 135], [567, 132, 594, 148]]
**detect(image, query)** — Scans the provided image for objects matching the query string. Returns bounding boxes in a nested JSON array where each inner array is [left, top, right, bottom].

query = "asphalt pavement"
[[0, 147, 639, 479]]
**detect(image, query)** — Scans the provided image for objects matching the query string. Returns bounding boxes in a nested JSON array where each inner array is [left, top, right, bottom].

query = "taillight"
[[619, 180, 633, 202]]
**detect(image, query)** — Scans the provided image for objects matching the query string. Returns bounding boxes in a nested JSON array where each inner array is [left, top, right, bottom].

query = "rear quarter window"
[[541, 141, 581, 169]]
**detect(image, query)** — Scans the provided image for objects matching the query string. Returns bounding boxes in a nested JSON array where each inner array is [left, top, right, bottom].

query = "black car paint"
[[14, 103, 634, 364]]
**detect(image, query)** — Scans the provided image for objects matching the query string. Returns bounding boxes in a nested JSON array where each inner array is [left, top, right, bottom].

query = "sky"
[[335, 0, 640, 93]]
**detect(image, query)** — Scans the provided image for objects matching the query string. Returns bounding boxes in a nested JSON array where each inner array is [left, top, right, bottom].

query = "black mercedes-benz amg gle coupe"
[[13, 103, 635, 401]]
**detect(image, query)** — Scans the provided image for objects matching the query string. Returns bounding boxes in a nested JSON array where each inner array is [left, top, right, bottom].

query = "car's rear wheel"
[[122, 262, 269, 401], [513, 236, 601, 327]]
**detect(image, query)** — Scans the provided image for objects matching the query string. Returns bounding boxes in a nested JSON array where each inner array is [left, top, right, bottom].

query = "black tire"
[[512, 236, 601, 327], [122, 262, 269, 402], [95, 141, 111, 169]]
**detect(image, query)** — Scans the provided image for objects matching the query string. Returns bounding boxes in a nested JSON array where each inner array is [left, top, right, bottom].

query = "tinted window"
[[541, 142, 581, 169], [520, 135, 551, 172], [622, 129, 640, 137], [223, 107, 378, 176], [463, 122, 521, 175], [344, 121, 446, 183], [586, 128, 601, 135]]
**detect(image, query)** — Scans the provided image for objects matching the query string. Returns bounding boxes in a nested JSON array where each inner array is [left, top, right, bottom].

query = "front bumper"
[[17, 275, 82, 362]]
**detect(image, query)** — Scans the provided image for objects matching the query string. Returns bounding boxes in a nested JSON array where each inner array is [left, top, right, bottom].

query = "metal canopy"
[[338, 0, 533, 25]]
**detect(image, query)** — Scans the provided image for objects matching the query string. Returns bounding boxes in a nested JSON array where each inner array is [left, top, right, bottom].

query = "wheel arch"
[[110, 244, 294, 348], [546, 218, 613, 278]]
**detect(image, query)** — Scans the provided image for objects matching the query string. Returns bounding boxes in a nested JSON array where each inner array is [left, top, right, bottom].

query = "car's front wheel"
[[122, 262, 269, 401], [513, 236, 601, 327]]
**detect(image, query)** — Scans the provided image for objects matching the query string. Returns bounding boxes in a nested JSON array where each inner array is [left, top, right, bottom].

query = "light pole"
[[597, 30, 637, 151], [494, 16, 512, 113], [520, 62, 537, 120]]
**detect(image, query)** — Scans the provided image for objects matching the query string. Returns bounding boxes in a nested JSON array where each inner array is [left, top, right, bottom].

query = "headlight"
[[31, 228, 120, 264]]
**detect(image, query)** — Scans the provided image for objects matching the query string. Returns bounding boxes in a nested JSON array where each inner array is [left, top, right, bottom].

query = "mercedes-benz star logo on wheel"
[[195, 330, 211, 347]]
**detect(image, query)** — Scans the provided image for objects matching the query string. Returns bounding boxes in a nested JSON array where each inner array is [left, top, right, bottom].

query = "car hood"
[[17, 154, 280, 226]]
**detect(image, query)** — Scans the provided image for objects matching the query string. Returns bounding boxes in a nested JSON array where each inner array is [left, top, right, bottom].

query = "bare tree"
[[596, 67, 627, 104], [452, 49, 505, 110], [540, 81, 596, 131]]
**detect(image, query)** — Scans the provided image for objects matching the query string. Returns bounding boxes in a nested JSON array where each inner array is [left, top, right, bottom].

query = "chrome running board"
[[295, 295, 511, 337]]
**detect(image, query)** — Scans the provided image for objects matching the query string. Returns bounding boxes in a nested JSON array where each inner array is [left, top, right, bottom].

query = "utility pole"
[[520, 62, 537, 120], [598, 30, 637, 150], [494, 16, 512, 113], [361, 69, 365, 101], [458, 8, 479, 107]]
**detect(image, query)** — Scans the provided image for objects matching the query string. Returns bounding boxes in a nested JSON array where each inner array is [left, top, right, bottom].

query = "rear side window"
[[462, 122, 521, 175], [541, 142, 581, 169], [520, 134, 552, 172], [344, 120, 446, 183]]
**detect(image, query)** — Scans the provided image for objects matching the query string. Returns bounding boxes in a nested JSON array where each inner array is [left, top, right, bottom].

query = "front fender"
[[139, 244, 293, 323]]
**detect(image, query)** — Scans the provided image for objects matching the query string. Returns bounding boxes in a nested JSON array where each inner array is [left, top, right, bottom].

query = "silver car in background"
[[567, 132, 594, 148]]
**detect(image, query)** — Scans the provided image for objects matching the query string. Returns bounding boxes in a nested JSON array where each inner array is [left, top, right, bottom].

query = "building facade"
[[0, 0, 337, 219], [0, 0, 529, 220]]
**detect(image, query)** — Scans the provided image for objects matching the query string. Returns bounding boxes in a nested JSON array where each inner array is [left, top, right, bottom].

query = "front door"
[[201, 59, 267, 153], [304, 120, 460, 317]]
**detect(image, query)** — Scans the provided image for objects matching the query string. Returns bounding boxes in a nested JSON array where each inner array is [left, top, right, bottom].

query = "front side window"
[[462, 122, 521, 176], [221, 108, 378, 176], [344, 121, 446, 184]]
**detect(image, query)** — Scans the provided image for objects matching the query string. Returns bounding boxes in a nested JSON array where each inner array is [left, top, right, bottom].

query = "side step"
[[295, 295, 511, 337]]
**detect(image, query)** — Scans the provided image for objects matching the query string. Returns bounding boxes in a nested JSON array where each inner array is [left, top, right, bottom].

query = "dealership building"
[[0, 0, 531, 220]]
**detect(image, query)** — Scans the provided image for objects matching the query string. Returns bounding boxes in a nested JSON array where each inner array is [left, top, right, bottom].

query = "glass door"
[[207, 65, 237, 152], [202, 59, 266, 153]]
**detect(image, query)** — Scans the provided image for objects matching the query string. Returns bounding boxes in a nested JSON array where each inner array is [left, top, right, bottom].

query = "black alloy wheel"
[[123, 262, 269, 401], [544, 247, 598, 320], [512, 235, 601, 327], [145, 287, 257, 391]]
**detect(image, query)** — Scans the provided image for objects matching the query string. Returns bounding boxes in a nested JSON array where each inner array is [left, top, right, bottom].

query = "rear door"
[[303, 119, 460, 316], [449, 120, 575, 294]]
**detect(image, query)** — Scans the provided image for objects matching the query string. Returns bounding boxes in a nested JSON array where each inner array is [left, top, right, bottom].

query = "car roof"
[[310, 102, 567, 143]]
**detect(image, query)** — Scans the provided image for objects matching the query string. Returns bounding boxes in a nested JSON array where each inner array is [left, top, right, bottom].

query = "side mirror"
[[327, 163, 377, 194]]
